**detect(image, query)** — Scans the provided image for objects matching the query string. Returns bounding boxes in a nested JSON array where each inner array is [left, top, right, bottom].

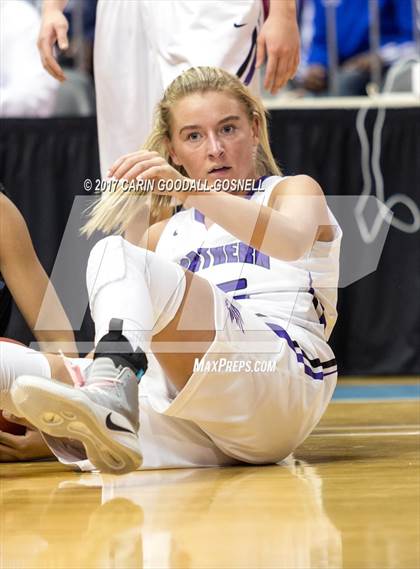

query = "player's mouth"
[[208, 166, 232, 176]]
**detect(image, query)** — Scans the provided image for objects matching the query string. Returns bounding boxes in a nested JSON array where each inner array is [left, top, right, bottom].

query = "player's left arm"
[[256, 0, 300, 94], [179, 175, 332, 262]]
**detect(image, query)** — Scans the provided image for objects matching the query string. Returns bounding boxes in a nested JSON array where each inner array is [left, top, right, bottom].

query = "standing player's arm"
[[0, 194, 77, 355], [178, 176, 332, 261], [38, 0, 69, 82], [256, 0, 300, 94]]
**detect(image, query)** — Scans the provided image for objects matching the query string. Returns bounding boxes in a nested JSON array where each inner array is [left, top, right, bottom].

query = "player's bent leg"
[[87, 235, 216, 390], [151, 269, 216, 391]]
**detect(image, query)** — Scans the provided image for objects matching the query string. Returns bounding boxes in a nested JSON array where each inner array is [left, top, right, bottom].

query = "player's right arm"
[[38, 0, 69, 82]]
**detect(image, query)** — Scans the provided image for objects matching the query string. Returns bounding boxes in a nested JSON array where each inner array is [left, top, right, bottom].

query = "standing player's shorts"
[[94, 0, 263, 175]]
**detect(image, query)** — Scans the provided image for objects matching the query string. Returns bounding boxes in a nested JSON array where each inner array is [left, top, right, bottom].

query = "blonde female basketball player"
[[6, 67, 341, 473]]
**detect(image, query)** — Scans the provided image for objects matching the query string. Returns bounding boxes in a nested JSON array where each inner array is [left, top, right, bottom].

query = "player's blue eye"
[[187, 132, 201, 141], [222, 124, 236, 134]]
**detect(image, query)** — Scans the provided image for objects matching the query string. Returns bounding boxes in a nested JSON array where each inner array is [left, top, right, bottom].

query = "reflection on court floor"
[[1, 380, 419, 569]]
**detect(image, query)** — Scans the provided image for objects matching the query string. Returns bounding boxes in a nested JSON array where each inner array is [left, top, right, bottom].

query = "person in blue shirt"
[[301, 0, 414, 95]]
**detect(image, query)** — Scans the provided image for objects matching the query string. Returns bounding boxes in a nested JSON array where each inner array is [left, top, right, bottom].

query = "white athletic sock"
[[0, 341, 51, 415], [86, 236, 186, 354]]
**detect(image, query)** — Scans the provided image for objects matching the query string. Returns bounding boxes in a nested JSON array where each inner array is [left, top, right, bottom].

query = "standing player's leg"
[[94, 0, 163, 177]]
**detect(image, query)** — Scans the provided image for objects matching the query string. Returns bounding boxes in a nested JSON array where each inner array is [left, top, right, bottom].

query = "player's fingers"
[[0, 445, 19, 461], [131, 158, 166, 180], [112, 157, 147, 180], [272, 59, 290, 94], [109, 151, 157, 178], [107, 156, 127, 178], [290, 52, 300, 80], [1, 412, 31, 429], [40, 54, 65, 82], [138, 165, 170, 185], [274, 53, 298, 92], [0, 431, 21, 448], [264, 53, 279, 93], [108, 151, 148, 172], [117, 158, 163, 182], [56, 24, 69, 51], [38, 25, 66, 81], [39, 40, 66, 81]]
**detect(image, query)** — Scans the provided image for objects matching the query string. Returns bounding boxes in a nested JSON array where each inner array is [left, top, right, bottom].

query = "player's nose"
[[206, 133, 224, 158]]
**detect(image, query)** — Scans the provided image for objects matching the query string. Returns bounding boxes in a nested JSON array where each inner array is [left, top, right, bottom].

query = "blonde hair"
[[83, 66, 281, 236]]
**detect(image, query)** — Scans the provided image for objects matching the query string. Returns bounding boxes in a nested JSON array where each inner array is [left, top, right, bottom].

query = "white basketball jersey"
[[156, 176, 342, 346]]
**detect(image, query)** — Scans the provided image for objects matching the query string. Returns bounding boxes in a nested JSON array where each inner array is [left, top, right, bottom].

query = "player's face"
[[168, 91, 259, 185]]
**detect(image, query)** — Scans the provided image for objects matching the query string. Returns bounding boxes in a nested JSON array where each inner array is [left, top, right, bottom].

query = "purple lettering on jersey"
[[179, 241, 270, 273], [225, 243, 239, 263], [238, 242, 255, 264], [198, 247, 211, 269], [180, 250, 202, 272], [210, 246, 227, 266], [255, 250, 270, 269]]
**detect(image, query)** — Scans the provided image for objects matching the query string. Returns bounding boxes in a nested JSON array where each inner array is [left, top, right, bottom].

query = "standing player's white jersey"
[[156, 175, 342, 352]]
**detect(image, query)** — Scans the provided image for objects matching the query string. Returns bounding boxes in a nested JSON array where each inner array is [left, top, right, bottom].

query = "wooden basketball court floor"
[[1, 378, 419, 569]]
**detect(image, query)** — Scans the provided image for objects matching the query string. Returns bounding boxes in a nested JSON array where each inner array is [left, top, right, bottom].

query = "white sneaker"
[[11, 320, 148, 474]]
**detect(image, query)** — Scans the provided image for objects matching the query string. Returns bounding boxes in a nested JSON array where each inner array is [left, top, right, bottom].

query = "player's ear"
[[165, 137, 182, 166], [251, 112, 260, 147]]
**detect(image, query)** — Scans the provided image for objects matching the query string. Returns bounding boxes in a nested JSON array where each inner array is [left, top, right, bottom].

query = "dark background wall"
[[1, 107, 419, 374]]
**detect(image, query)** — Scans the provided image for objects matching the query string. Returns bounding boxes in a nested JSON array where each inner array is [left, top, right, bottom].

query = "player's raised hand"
[[107, 150, 185, 191], [37, 9, 69, 82], [256, 2, 300, 94]]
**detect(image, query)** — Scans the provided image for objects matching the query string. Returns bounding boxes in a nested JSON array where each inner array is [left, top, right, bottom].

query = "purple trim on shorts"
[[236, 27, 258, 82], [308, 286, 327, 329], [323, 370, 338, 378], [262, 0, 270, 21], [265, 322, 326, 381], [244, 48, 258, 86]]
